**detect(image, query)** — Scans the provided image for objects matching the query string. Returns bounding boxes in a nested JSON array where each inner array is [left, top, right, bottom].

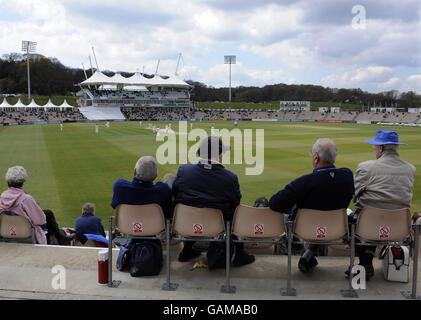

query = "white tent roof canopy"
[[80, 71, 192, 88], [0, 98, 75, 109]]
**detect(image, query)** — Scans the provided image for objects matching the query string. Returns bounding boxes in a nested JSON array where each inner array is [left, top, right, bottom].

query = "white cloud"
[[378, 77, 401, 91], [241, 40, 313, 69], [0, 0, 419, 92], [197, 62, 287, 87], [321, 66, 396, 91], [401, 74, 421, 92]]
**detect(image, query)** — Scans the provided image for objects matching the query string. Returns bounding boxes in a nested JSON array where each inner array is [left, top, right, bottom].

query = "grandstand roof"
[[80, 71, 192, 88]]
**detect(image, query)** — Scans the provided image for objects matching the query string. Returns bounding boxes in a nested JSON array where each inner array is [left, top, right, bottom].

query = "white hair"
[[135, 156, 158, 182], [5, 166, 27, 187], [312, 138, 338, 165]]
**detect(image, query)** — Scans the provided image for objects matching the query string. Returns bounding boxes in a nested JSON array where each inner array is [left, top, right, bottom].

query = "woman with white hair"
[[0, 166, 73, 245]]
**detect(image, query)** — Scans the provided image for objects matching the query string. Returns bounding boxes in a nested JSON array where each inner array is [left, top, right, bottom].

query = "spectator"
[[350, 130, 416, 279], [0, 166, 75, 245], [254, 197, 269, 208], [75, 203, 105, 237], [269, 138, 354, 273], [162, 173, 176, 188], [172, 136, 255, 267], [111, 156, 173, 219]]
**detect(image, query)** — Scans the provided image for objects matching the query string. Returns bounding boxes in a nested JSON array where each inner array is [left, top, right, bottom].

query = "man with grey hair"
[[111, 156, 172, 219], [349, 130, 415, 279], [270, 138, 354, 273], [75, 203, 105, 237]]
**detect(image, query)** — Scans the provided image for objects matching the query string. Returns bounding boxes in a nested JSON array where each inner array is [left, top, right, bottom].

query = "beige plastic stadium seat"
[[0, 212, 34, 242], [294, 208, 348, 242], [115, 203, 165, 237], [232, 205, 285, 240], [172, 204, 225, 238], [356, 207, 411, 242]]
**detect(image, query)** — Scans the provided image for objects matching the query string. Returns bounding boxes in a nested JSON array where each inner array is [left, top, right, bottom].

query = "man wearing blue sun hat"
[[351, 129, 416, 278]]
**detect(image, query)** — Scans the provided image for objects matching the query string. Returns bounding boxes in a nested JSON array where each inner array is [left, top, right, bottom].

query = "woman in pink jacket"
[[0, 166, 72, 245]]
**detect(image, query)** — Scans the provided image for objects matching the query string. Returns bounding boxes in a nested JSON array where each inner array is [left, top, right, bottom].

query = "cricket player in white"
[[211, 124, 215, 135], [156, 127, 160, 137], [95, 125, 99, 134], [60, 123, 63, 131]]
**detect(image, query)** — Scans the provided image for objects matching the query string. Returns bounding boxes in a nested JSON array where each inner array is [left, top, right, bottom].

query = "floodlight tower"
[[224, 55, 236, 111], [21, 40, 37, 103]]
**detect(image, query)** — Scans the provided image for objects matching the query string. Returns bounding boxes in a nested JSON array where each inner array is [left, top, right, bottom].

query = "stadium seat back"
[[356, 207, 411, 242], [294, 208, 348, 242], [172, 204, 224, 238], [0, 211, 33, 240], [115, 204, 165, 236], [232, 205, 285, 240]]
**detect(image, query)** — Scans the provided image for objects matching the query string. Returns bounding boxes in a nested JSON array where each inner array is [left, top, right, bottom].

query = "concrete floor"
[[0, 242, 419, 300]]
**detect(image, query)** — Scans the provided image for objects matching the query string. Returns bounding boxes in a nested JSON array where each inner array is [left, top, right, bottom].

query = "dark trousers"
[[183, 237, 246, 255], [42, 209, 69, 245], [182, 218, 246, 255]]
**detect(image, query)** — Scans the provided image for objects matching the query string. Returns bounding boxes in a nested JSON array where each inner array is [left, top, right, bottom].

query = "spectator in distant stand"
[[0, 166, 76, 245]]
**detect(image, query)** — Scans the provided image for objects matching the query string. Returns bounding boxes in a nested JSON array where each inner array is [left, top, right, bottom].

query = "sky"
[[0, 0, 420, 94]]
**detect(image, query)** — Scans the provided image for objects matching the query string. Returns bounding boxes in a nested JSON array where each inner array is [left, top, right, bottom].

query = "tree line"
[[187, 81, 421, 109], [1, 53, 420, 109]]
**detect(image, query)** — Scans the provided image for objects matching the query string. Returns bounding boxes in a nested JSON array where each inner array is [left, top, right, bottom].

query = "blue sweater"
[[111, 177, 173, 219], [269, 166, 355, 216], [75, 212, 106, 236]]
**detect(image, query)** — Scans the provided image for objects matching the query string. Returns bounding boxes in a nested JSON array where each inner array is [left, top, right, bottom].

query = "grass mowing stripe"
[[4, 121, 419, 227], [42, 123, 146, 227], [0, 125, 63, 215]]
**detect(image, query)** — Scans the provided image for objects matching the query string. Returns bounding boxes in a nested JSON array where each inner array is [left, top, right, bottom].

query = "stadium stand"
[[0, 109, 86, 124]]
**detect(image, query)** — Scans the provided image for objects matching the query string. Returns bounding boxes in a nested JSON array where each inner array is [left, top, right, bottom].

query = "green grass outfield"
[[0, 121, 419, 227]]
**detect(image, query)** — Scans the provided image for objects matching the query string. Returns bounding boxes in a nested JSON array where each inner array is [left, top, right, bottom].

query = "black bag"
[[129, 239, 163, 277], [207, 237, 234, 270]]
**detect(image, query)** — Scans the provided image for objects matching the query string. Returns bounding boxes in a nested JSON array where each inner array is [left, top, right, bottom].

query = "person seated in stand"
[[72, 202, 108, 247], [253, 197, 269, 208], [349, 130, 415, 279], [269, 138, 354, 273], [172, 136, 255, 267], [75, 203, 105, 236], [111, 156, 173, 219], [162, 173, 176, 189], [0, 166, 76, 245]]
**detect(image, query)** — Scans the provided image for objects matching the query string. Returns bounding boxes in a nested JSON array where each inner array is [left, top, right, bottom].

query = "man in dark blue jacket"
[[75, 203, 105, 236], [111, 156, 173, 219], [172, 136, 254, 267], [270, 138, 354, 273]]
